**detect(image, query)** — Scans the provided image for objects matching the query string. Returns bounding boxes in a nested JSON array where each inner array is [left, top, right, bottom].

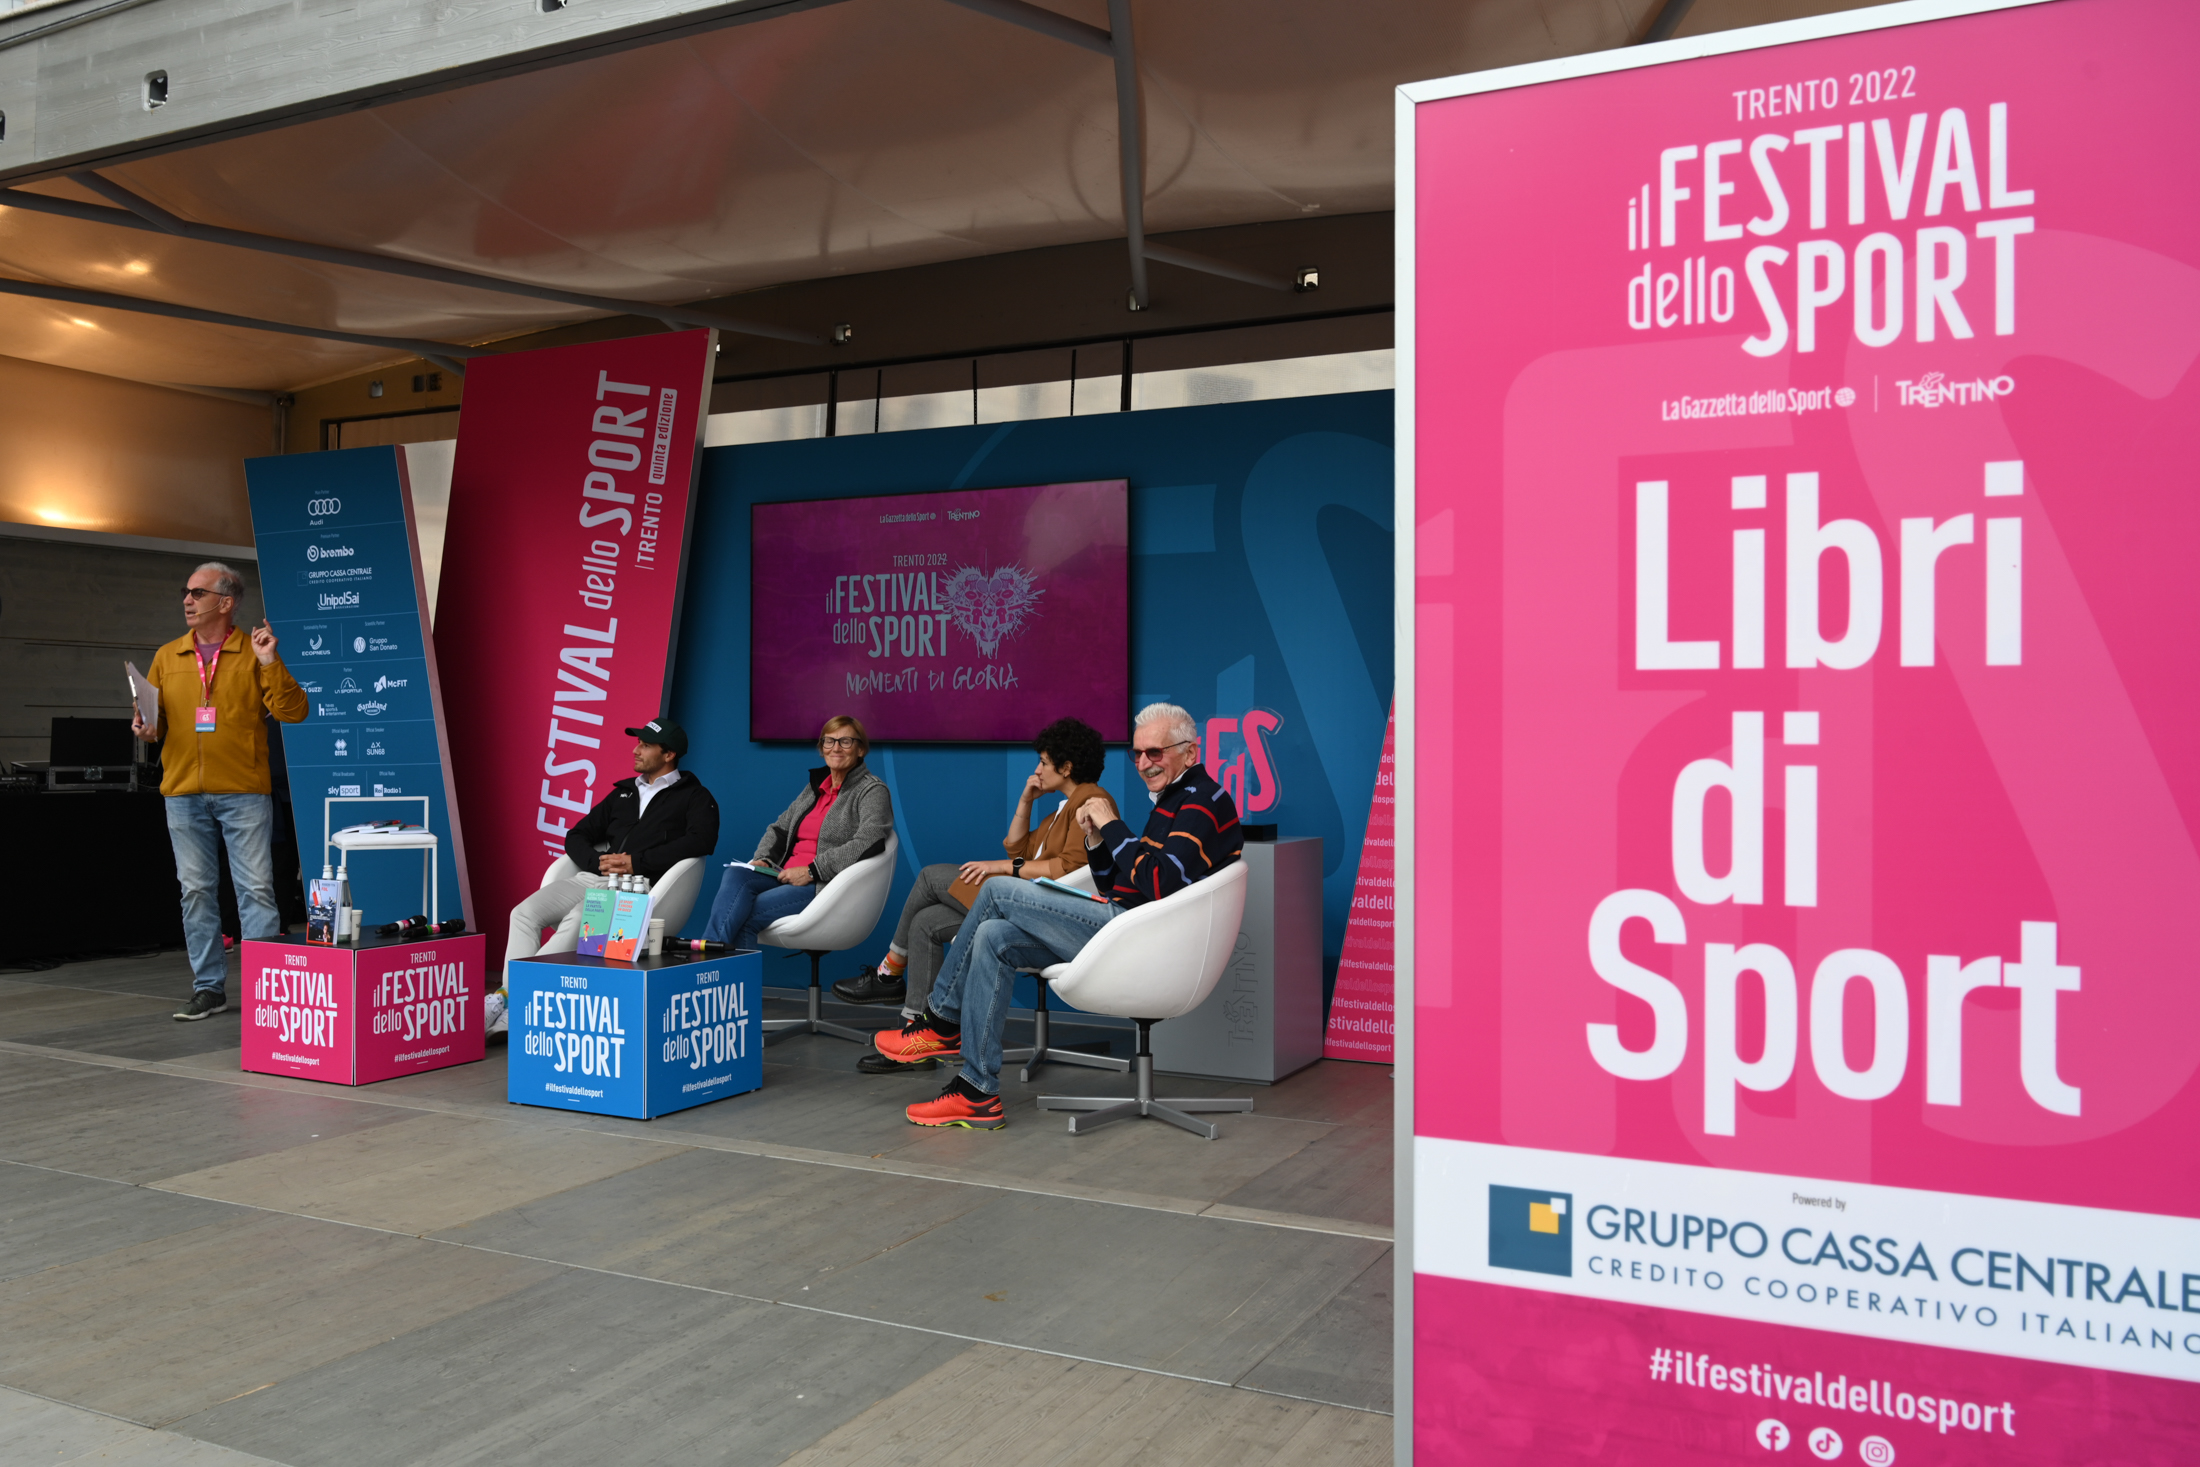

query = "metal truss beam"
[[0, 274, 480, 373], [0, 0, 850, 186], [2, 176, 825, 344]]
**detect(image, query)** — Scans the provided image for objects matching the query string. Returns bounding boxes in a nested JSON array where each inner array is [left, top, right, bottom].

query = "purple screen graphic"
[[750, 480, 1129, 742]]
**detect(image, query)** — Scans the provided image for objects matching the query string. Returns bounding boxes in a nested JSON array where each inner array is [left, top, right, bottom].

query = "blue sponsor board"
[[506, 950, 762, 1119], [245, 448, 469, 926]]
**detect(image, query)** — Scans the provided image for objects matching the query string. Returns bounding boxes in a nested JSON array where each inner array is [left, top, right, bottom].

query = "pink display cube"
[[239, 933, 486, 1084]]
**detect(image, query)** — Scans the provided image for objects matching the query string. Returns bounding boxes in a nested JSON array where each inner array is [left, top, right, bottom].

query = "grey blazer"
[[752, 763, 895, 884]]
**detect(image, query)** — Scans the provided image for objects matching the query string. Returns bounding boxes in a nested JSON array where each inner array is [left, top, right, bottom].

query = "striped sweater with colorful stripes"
[[1086, 763, 1242, 908]]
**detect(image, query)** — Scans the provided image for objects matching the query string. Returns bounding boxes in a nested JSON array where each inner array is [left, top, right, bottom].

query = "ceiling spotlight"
[[1295, 267, 1320, 293], [831, 323, 854, 345]]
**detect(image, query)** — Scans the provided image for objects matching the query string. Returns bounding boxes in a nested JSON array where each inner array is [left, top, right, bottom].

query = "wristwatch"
[[1012, 858, 1025, 877]]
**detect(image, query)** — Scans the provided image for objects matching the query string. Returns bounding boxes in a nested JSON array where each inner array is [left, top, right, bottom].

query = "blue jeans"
[[166, 793, 281, 993], [702, 865, 817, 948], [930, 879, 1118, 1094]]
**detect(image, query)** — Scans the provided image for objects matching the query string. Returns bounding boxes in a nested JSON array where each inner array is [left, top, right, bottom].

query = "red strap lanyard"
[[196, 642, 222, 701]]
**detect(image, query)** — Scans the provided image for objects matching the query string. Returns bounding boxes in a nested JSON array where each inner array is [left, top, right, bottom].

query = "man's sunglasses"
[[181, 585, 230, 600], [1132, 740, 1194, 764]]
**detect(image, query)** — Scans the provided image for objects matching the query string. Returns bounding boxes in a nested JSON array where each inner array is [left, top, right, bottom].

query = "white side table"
[[324, 796, 439, 925]]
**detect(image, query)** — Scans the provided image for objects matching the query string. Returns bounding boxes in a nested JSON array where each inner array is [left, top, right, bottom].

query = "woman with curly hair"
[[834, 716, 1108, 1073]]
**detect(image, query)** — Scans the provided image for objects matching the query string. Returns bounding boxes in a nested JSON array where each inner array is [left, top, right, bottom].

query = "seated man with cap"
[[486, 718, 720, 1035]]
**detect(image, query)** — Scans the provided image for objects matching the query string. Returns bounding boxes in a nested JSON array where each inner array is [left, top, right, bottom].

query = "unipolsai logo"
[[317, 591, 360, 609], [1488, 1185, 1573, 1277]]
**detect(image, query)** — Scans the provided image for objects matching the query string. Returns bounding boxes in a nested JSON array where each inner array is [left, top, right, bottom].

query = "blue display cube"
[[506, 949, 762, 1119]]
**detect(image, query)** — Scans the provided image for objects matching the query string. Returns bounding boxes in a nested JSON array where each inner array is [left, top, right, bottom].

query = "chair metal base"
[[761, 951, 869, 1045], [1037, 1020, 1253, 1140], [999, 972, 1131, 1083]]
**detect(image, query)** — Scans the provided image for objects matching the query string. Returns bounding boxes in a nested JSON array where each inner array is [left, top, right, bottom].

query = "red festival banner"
[[1324, 702, 1395, 1062], [1404, 0, 2200, 1461], [434, 330, 715, 938]]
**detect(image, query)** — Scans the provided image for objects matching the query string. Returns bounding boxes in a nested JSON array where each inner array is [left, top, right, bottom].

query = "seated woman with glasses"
[[835, 717, 1109, 1070], [701, 714, 894, 949]]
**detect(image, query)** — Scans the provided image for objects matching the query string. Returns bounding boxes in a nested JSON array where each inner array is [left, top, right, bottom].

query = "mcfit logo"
[[1489, 1186, 1573, 1277]]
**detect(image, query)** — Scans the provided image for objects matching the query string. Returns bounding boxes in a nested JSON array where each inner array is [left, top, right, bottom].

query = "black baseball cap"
[[624, 718, 688, 755]]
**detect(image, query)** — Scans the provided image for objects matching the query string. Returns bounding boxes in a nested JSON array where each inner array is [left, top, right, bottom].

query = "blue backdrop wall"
[[668, 391, 1393, 1012]]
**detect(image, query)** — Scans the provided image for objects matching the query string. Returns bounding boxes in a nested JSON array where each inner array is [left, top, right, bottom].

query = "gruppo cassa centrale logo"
[[1488, 1186, 1573, 1276]]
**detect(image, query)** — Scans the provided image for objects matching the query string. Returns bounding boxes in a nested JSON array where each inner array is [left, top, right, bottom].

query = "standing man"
[[135, 562, 308, 1021], [872, 703, 1240, 1128], [488, 718, 719, 1034]]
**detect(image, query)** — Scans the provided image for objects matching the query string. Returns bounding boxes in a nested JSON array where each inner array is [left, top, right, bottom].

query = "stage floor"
[[0, 948, 1392, 1467]]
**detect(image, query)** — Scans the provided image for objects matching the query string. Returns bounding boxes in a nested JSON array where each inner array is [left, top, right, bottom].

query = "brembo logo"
[[306, 544, 356, 563], [307, 498, 341, 517]]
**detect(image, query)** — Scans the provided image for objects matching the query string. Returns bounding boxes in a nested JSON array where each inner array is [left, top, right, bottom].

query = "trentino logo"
[[1489, 1186, 1573, 1277]]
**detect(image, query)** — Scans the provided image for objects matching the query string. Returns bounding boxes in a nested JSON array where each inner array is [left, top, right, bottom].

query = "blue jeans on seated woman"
[[703, 865, 817, 948]]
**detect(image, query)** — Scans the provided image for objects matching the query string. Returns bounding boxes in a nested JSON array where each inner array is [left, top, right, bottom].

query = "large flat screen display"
[[751, 479, 1129, 742]]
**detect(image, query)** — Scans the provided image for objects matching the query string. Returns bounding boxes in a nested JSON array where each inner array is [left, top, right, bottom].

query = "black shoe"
[[832, 966, 907, 1006], [174, 990, 229, 1022], [857, 1050, 938, 1075]]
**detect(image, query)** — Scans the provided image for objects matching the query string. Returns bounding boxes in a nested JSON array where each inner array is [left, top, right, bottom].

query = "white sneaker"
[[484, 989, 509, 1036]]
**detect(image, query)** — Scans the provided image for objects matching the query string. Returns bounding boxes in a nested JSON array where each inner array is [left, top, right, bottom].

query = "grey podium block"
[[1151, 838, 1325, 1084]]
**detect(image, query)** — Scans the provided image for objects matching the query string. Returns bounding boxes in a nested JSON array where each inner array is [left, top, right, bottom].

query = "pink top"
[[783, 778, 841, 871]]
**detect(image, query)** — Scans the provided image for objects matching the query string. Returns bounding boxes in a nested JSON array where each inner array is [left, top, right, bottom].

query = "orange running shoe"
[[874, 1011, 961, 1064], [907, 1075, 1007, 1130]]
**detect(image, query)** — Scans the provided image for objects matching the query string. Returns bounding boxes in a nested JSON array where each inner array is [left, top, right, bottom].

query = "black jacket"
[[566, 771, 721, 882]]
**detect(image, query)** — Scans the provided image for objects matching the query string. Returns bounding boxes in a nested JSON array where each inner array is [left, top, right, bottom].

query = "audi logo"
[[307, 498, 341, 516]]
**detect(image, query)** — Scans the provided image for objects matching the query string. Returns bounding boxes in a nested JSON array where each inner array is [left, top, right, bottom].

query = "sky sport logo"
[[1489, 1186, 1573, 1277]]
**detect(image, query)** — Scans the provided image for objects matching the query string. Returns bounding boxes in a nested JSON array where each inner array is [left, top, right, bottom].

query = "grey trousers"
[[505, 872, 609, 987], [892, 862, 971, 1016]]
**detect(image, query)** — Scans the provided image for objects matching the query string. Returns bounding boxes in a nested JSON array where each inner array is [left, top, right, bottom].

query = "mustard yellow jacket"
[[146, 626, 308, 796]]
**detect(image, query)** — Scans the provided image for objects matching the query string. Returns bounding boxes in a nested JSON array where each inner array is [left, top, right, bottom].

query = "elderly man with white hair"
[[873, 702, 1241, 1129], [133, 560, 308, 1021]]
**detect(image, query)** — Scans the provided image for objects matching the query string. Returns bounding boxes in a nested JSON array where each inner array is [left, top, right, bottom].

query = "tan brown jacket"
[[947, 782, 1107, 907]]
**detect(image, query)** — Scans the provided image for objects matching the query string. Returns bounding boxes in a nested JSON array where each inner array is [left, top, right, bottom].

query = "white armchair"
[[758, 833, 900, 1044], [534, 854, 707, 952], [1036, 860, 1254, 1139], [999, 863, 1131, 1082]]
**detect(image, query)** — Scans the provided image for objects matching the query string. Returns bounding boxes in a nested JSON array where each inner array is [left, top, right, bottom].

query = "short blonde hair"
[[819, 714, 869, 755]]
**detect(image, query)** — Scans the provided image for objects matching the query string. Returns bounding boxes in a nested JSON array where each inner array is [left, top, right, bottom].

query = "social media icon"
[[1808, 1426, 1843, 1460], [1857, 1436, 1895, 1466], [1755, 1419, 1790, 1451]]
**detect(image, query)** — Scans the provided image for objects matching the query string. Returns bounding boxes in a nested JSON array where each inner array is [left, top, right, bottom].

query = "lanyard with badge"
[[195, 641, 221, 732]]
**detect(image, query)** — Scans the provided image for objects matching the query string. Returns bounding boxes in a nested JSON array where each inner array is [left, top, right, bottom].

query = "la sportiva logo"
[[1489, 1185, 1573, 1277]]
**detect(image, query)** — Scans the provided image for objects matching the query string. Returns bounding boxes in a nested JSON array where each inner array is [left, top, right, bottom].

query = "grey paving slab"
[[18, 1010, 248, 1063], [1235, 1250, 1394, 1411], [0, 983, 175, 1039], [151, 1112, 682, 1235], [0, 1384, 293, 1467], [778, 1341, 1391, 1467], [0, 1162, 241, 1284], [18, 952, 212, 1000], [800, 1189, 1388, 1383], [1230, 1058, 1393, 1128], [0, 1066, 416, 1185], [1211, 1118, 1392, 1228], [0, 1210, 561, 1425], [0, 1048, 119, 1101], [432, 1146, 994, 1300], [169, 1266, 954, 1467]]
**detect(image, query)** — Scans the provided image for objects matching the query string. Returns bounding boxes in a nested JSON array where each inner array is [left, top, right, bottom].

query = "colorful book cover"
[[575, 885, 619, 957], [603, 888, 653, 962], [306, 879, 341, 944]]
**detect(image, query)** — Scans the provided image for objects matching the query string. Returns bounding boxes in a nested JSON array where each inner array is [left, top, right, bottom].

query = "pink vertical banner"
[[1325, 702, 1395, 1062], [1403, 0, 2200, 1459], [435, 331, 716, 940]]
